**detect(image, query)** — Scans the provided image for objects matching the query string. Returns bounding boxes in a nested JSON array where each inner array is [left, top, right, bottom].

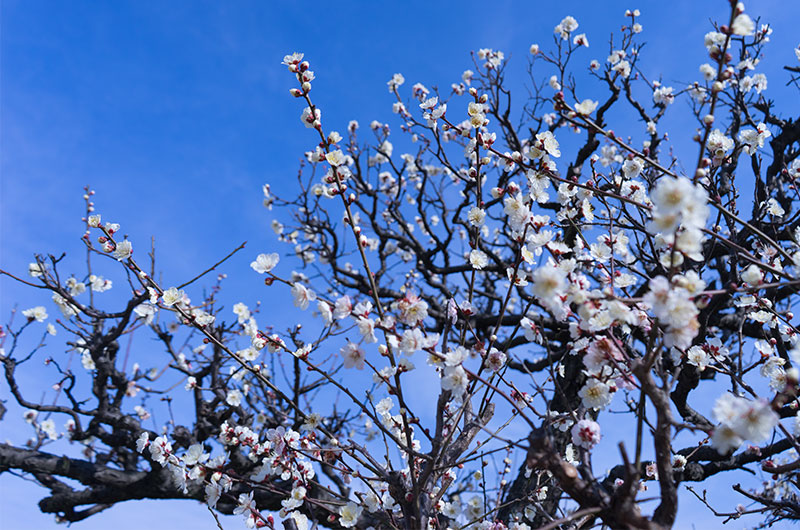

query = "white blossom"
[[339, 502, 362, 528], [22, 306, 48, 322], [161, 287, 184, 307], [250, 253, 279, 273], [574, 99, 597, 115], [731, 13, 755, 36], [469, 249, 489, 270], [467, 206, 486, 226], [341, 342, 366, 370], [291, 283, 316, 310], [554, 16, 578, 40], [571, 419, 601, 449], [578, 379, 613, 409], [112, 240, 132, 261]]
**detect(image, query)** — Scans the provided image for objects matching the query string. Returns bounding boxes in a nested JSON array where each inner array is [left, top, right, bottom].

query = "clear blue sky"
[[2, 1, 800, 528]]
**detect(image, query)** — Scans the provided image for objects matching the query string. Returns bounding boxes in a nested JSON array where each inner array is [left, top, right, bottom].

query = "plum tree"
[[3, 2, 800, 529]]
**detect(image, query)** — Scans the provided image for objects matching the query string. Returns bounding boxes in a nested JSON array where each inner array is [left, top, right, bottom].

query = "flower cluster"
[[711, 393, 779, 453]]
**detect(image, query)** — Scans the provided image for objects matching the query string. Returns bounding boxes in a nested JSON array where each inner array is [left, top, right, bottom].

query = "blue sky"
[[2, 1, 800, 528]]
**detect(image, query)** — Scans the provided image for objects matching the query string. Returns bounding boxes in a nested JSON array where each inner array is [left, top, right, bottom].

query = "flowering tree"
[[3, 2, 800, 529]]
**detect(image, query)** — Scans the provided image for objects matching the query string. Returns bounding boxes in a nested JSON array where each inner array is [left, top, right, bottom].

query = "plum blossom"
[[325, 149, 346, 166], [112, 240, 132, 261], [741, 264, 763, 285], [333, 295, 353, 320], [707, 129, 734, 161], [731, 13, 755, 36], [317, 300, 333, 325], [572, 33, 589, 47], [22, 306, 47, 322], [441, 365, 468, 394], [282, 52, 303, 68], [739, 123, 772, 155], [136, 432, 150, 453], [301, 106, 320, 128], [711, 393, 779, 453], [469, 249, 489, 270], [233, 302, 251, 324], [613, 59, 631, 78], [527, 170, 551, 202], [341, 342, 366, 369], [687, 345, 710, 371], [534, 131, 561, 158], [291, 283, 316, 310], [554, 16, 578, 39], [643, 276, 701, 348], [233, 491, 258, 528], [356, 316, 377, 343], [467, 206, 486, 226], [226, 389, 243, 407], [182, 443, 208, 466], [281, 486, 307, 511], [571, 419, 601, 449], [765, 198, 785, 217], [504, 193, 531, 229], [486, 348, 507, 371], [531, 264, 568, 320], [89, 275, 112, 292], [28, 262, 44, 278], [339, 502, 362, 528], [578, 379, 613, 410], [387, 72, 405, 92], [250, 253, 279, 273], [584, 336, 625, 372], [39, 419, 57, 440], [574, 99, 597, 115], [741, 73, 768, 94], [66, 278, 86, 296], [149, 435, 172, 466], [653, 86, 675, 105], [699, 63, 717, 81], [399, 328, 425, 354], [519, 316, 542, 343], [783, 160, 800, 187], [81, 351, 96, 370], [161, 287, 184, 307], [622, 158, 644, 179], [392, 293, 429, 326]]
